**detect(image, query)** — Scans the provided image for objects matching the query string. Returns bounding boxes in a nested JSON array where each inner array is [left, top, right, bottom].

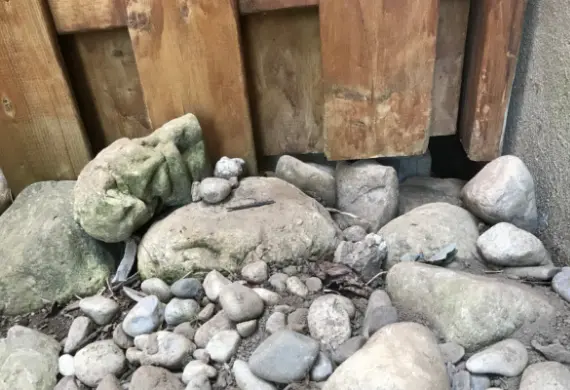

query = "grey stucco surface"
[[505, 0, 570, 264]]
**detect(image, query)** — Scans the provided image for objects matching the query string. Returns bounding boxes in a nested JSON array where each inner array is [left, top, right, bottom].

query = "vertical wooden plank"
[[320, 0, 439, 160], [430, 0, 470, 136], [243, 8, 323, 156], [459, 0, 528, 161], [61, 29, 151, 153], [127, 0, 257, 173], [0, 0, 91, 193]]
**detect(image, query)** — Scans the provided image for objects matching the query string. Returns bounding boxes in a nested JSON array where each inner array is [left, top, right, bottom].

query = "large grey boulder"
[[0, 326, 60, 390], [519, 362, 570, 390], [398, 176, 464, 215], [323, 322, 449, 390], [275, 155, 336, 207], [0, 168, 11, 216], [461, 155, 538, 233], [74, 113, 210, 243], [138, 177, 340, 281], [379, 202, 481, 270], [336, 160, 398, 231], [386, 262, 554, 351], [0, 181, 116, 315]]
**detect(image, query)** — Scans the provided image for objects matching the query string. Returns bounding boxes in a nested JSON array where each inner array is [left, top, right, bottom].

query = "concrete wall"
[[504, 0, 570, 264]]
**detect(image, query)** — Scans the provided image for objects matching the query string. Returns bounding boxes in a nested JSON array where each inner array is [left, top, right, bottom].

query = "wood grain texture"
[[430, 0, 470, 136], [48, 0, 317, 33], [320, 0, 439, 160], [240, 0, 318, 14], [48, 0, 128, 34], [0, 0, 91, 193], [61, 29, 151, 154], [127, 0, 257, 173], [459, 0, 527, 161], [243, 8, 323, 156]]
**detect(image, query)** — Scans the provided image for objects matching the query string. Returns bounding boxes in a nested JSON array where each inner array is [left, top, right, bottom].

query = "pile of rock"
[[2, 113, 570, 390]]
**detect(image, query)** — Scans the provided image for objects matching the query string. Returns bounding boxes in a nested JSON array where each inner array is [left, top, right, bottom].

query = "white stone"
[[286, 276, 309, 298], [193, 349, 210, 362], [214, 156, 246, 179], [165, 298, 200, 326], [141, 278, 172, 303], [268, 273, 288, 292], [128, 331, 195, 369], [466, 339, 528, 377], [58, 354, 75, 377], [477, 222, 551, 267], [233, 359, 276, 390], [194, 310, 234, 348], [520, 361, 570, 390], [241, 261, 269, 283], [461, 155, 538, 232], [199, 178, 232, 204], [205, 330, 240, 363], [203, 270, 230, 301], [219, 283, 264, 322], [253, 288, 281, 305], [305, 277, 323, 293], [308, 295, 352, 349], [439, 342, 465, 364], [74, 340, 126, 387], [79, 296, 119, 325], [64, 316, 93, 353], [323, 323, 449, 390], [342, 225, 367, 242], [130, 366, 185, 390], [184, 375, 211, 390], [182, 361, 217, 383], [236, 320, 257, 338], [122, 295, 163, 337], [197, 303, 215, 321]]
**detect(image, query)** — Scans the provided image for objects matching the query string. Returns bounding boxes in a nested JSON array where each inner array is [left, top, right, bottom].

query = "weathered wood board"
[[127, 0, 257, 173], [0, 0, 91, 193], [240, 0, 318, 14], [48, 0, 128, 34], [430, 0, 471, 136], [61, 29, 151, 153], [459, 0, 528, 161], [320, 0, 439, 160], [243, 8, 323, 156]]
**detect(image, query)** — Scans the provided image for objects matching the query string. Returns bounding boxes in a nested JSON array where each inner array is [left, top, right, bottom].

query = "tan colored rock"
[[323, 322, 449, 390], [138, 177, 340, 281]]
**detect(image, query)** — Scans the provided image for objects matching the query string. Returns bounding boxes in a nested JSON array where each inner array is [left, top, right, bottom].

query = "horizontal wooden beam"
[[49, 0, 318, 34]]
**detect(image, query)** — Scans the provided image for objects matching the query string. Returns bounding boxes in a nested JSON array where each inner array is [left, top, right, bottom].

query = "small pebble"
[[266, 312, 286, 334], [199, 178, 232, 204], [236, 320, 257, 338], [193, 349, 210, 363], [198, 303, 216, 321], [185, 374, 211, 390], [174, 322, 196, 340], [205, 330, 241, 363], [268, 273, 288, 292], [122, 295, 163, 337], [214, 156, 245, 179], [287, 308, 309, 333], [233, 359, 276, 390], [74, 340, 126, 387], [129, 331, 195, 369], [439, 342, 465, 364], [253, 288, 281, 305], [171, 278, 204, 300], [466, 339, 528, 376], [59, 354, 75, 376], [79, 296, 119, 325], [113, 324, 134, 349], [140, 278, 172, 303], [282, 265, 298, 275], [219, 283, 264, 322], [308, 295, 352, 349], [241, 261, 269, 283], [451, 370, 470, 390], [183, 360, 217, 383], [343, 225, 367, 242], [286, 276, 309, 298], [64, 316, 93, 353], [96, 374, 122, 390], [552, 267, 570, 303], [203, 270, 231, 301], [310, 352, 334, 382], [305, 277, 323, 293], [165, 298, 200, 326], [194, 311, 234, 348], [470, 374, 490, 390]]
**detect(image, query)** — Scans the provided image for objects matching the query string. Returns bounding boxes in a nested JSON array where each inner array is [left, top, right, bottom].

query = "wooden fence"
[[0, 0, 526, 193]]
